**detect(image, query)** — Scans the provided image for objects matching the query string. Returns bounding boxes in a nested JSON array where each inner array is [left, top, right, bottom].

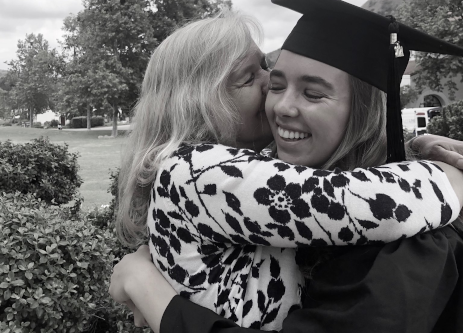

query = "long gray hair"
[[117, 12, 261, 246]]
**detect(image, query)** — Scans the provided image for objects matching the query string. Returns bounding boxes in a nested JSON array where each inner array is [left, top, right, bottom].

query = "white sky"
[[0, 0, 367, 70]]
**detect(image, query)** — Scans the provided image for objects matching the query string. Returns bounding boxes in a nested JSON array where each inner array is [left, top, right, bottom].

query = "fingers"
[[133, 306, 148, 327], [126, 299, 148, 327], [432, 146, 463, 170]]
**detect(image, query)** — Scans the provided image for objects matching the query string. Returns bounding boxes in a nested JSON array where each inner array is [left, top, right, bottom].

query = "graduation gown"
[[160, 223, 463, 333]]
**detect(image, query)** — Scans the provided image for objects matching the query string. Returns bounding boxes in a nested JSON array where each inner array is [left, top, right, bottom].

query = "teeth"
[[278, 126, 309, 140]]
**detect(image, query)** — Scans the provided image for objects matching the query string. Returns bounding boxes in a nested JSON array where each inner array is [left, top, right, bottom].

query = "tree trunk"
[[29, 107, 33, 128], [112, 103, 118, 137], [87, 104, 92, 130]]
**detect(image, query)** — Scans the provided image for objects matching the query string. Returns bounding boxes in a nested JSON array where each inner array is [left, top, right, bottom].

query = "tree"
[[59, 4, 139, 135], [7, 34, 60, 126], [58, 0, 231, 136], [400, 85, 419, 109], [396, 0, 463, 100], [150, 0, 232, 41], [0, 76, 14, 119]]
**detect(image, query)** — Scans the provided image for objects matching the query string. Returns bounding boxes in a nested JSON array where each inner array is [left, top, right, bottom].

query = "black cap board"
[[272, 0, 463, 162]]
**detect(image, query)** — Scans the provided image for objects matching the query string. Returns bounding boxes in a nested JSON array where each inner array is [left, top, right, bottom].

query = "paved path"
[[61, 124, 131, 131]]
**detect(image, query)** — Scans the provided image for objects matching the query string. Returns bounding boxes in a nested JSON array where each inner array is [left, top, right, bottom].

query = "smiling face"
[[228, 43, 273, 151], [265, 50, 351, 167]]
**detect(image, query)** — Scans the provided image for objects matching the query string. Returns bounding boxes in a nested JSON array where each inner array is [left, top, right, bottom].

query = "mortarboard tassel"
[[386, 16, 406, 163]]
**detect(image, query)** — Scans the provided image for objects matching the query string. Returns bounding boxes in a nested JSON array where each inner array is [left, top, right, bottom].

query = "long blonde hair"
[[117, 12, 261, 246], [321, 76, 387, 170]]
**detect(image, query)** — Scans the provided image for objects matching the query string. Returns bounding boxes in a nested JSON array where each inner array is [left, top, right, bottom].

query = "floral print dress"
[[147, 143, 459, 331]]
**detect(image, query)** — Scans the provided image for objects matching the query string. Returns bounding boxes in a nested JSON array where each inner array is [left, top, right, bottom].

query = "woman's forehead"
[[230, 46, 264, 78], [274, 51, 349, 83]]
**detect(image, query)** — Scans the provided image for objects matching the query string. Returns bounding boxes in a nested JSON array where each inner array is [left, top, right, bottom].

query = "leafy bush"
[[2, 123, 12, 127], [0, 138, 83, 205], [0, 192, 150, 333], [87, 205, 114, 229], [32, 122, 42, 128], [70, 116, 105, 128], [88, 168, 119, 229], [427, 100, 463, 140], [70, 117, 85, 128], [108, 169, 119, 222], [403, 128, 415, 142], [50, 119, 59, 128], [92, 116, 104, 127]]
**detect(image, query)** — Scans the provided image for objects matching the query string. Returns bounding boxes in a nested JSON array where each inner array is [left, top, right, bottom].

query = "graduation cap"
[[272, 0, 463, 163]]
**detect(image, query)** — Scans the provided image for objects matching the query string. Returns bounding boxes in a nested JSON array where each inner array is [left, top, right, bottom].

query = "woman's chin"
[[277, 149, 307, 166], [276, 145, 324, 168]]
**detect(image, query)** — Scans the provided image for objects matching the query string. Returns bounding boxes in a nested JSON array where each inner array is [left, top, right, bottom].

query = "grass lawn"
[[0, 126, 129, 210]]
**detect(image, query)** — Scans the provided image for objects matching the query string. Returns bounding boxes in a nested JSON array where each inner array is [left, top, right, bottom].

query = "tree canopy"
[[6, 34, 60, 124], [396, 0, 463, 100], [4, 0, 231, 133]]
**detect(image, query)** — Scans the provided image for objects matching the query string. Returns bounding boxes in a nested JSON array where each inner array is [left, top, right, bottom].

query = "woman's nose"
[[273, 91, 299, 118]]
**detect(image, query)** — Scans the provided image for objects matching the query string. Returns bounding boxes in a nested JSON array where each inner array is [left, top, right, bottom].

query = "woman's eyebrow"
[[270, 70, 334, 92], [300, 75, 334, 92], [269, 69, 285, 79]]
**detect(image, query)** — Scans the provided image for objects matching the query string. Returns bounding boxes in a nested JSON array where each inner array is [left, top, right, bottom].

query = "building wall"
[[407, 74, 463, 108]]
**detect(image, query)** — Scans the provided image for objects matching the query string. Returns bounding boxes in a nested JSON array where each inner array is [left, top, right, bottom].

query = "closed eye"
[[268, 81, 284, 91], [304, 91, 326, 100], [244, 73, 255, 85]]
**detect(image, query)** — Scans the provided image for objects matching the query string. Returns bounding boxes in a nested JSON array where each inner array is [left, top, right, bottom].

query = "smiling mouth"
[[278, 126, 311, 141]]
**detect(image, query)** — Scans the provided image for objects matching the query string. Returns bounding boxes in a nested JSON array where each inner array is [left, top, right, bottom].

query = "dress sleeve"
[[153, 143, 460, 247]]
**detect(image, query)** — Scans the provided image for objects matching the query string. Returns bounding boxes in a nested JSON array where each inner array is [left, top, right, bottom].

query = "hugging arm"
[[113, 140, 463, 331], [112, 226, 463, 333], [109, 246, 275, 333], [153, 143, 462, 249], [160, 224, 463, 333], [408, 134, 463, 169]]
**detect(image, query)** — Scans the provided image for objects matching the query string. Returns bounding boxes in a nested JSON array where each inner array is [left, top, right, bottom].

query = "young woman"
[[111, 8, 463, 333]]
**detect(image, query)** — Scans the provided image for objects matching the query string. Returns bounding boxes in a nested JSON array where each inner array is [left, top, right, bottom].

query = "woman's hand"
[[409, 134, 463, 169], [109, 245, 177, 332], [109, 245, 153, 305]]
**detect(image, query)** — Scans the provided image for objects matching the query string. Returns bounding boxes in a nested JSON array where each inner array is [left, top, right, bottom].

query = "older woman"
[[111, 4, 463, 332]]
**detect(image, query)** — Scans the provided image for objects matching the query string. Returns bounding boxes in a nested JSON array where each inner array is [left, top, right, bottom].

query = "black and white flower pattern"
[[148, 143, 459, 330]]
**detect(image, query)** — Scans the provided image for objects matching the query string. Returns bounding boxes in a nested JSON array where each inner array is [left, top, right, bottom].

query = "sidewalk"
[[62, 124, 131, 131]]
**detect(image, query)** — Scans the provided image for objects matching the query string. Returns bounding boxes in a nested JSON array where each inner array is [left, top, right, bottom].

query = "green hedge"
[[0, 192, 150, 333], [0, 192, 107, 332], [70, 117, 105, 129], [0, 138, 82, 206], [427, 100, 463, 140]]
